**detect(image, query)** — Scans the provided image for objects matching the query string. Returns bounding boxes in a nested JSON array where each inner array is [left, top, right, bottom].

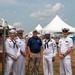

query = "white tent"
[[0, 18, 15, 30], [42, 15, 75, 33], [0, 18, 9, 33], [8, 24, 15, 29], [0, 18, 8, 29], [0, 18, 15, 34], [35, 24, 42, 31], [28, 24, 42, 37]]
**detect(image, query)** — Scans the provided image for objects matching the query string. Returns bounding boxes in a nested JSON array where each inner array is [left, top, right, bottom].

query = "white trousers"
[[43, 55, 53, 75], [15, 55, 25, 75], [60, 57, 72, 75], [4, 59, 16, 75]]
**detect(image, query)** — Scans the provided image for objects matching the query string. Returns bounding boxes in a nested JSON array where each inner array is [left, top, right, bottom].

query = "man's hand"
[[23, 52, 26, 56], [59, 54, 64, 59], [29, 53, 33, 59], [52, 57, 55, 62], [20, 50, 26, 57], [14, 56, 19, 61]]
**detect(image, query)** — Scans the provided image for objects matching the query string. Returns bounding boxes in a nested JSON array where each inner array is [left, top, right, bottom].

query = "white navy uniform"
[[42, 38, 57, 75], [58, 36, 73, 75], [16, 37, 27, 75], [4, 37, 21, 75]]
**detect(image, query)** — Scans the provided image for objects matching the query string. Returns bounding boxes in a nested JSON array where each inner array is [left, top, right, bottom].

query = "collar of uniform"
[[62, 36, 68, 39], [44, 38, 51, 42], [45, 38, 51, 40], [9, 37, 15, 40], [16, 36, 24, 39]]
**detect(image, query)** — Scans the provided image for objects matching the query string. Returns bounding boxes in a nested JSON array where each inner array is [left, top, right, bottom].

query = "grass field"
[[0, 50, 75, 75]]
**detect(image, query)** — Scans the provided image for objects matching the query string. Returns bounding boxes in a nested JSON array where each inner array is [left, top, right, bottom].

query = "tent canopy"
[[0, 18, 15, 33], [29, 24, 42, 35], [35, 24, 42, 31], [0, 18, 8, 28], [8, 24, 15, 29], [0, 18, 15, 29], [43, 15, 75, 33], [28, 24, 42, 37]]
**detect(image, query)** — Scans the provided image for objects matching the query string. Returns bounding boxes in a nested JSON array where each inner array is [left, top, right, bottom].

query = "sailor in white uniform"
[[16, 28, 27, 75], [4, 29, 21, 75], [58, 28, 73, 75], [42, 31, 57, 75]]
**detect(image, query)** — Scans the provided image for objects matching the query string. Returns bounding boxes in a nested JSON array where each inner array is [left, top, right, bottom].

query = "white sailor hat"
[[44, 31, 50, 34], [9, 29, 16, 33], [62, 28, 69, 32]]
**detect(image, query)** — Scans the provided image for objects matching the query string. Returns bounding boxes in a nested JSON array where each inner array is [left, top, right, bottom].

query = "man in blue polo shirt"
[[27, 29, 42, 75]]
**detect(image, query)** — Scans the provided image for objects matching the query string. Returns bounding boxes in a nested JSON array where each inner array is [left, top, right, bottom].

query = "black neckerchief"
[[44, 39, 50, 49], [11, 39, 18, 49]]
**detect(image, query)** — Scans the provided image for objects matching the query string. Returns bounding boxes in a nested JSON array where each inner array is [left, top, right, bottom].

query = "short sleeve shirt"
[[42, 39, 57, 57], [58, 37, 73, 54], [16, 37, 27, 52], [27, 36, 42, 53]]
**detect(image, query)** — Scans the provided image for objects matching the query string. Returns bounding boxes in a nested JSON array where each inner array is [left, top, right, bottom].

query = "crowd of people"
[[4, 28, 73, 75]]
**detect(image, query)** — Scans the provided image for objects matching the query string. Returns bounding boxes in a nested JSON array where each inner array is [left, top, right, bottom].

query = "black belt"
[[31, 51, 40, 54]]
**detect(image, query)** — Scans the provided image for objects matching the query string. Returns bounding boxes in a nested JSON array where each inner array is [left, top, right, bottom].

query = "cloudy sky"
[[0, 0, 75, 34]]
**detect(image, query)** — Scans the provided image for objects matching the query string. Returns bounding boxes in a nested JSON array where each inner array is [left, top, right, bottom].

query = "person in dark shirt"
[[27, 29, 42, 75]]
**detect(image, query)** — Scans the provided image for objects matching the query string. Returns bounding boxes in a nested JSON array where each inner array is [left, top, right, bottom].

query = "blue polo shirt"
[[27, 36, 42, 53]]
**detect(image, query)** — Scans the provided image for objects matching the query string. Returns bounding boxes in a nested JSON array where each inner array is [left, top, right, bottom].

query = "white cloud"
[[51, 3, 64, 13], [30, 11, 49, 18], [0, 0, 17, 4], [13, 22, 21, 27], [30, 3, 64, 19]]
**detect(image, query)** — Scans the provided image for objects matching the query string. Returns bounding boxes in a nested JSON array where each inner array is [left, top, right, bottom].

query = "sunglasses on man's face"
[[62, 30, 68, 33]]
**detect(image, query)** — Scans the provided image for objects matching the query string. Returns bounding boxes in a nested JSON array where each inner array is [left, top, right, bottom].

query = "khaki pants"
[[29, 53, 40, 75]]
